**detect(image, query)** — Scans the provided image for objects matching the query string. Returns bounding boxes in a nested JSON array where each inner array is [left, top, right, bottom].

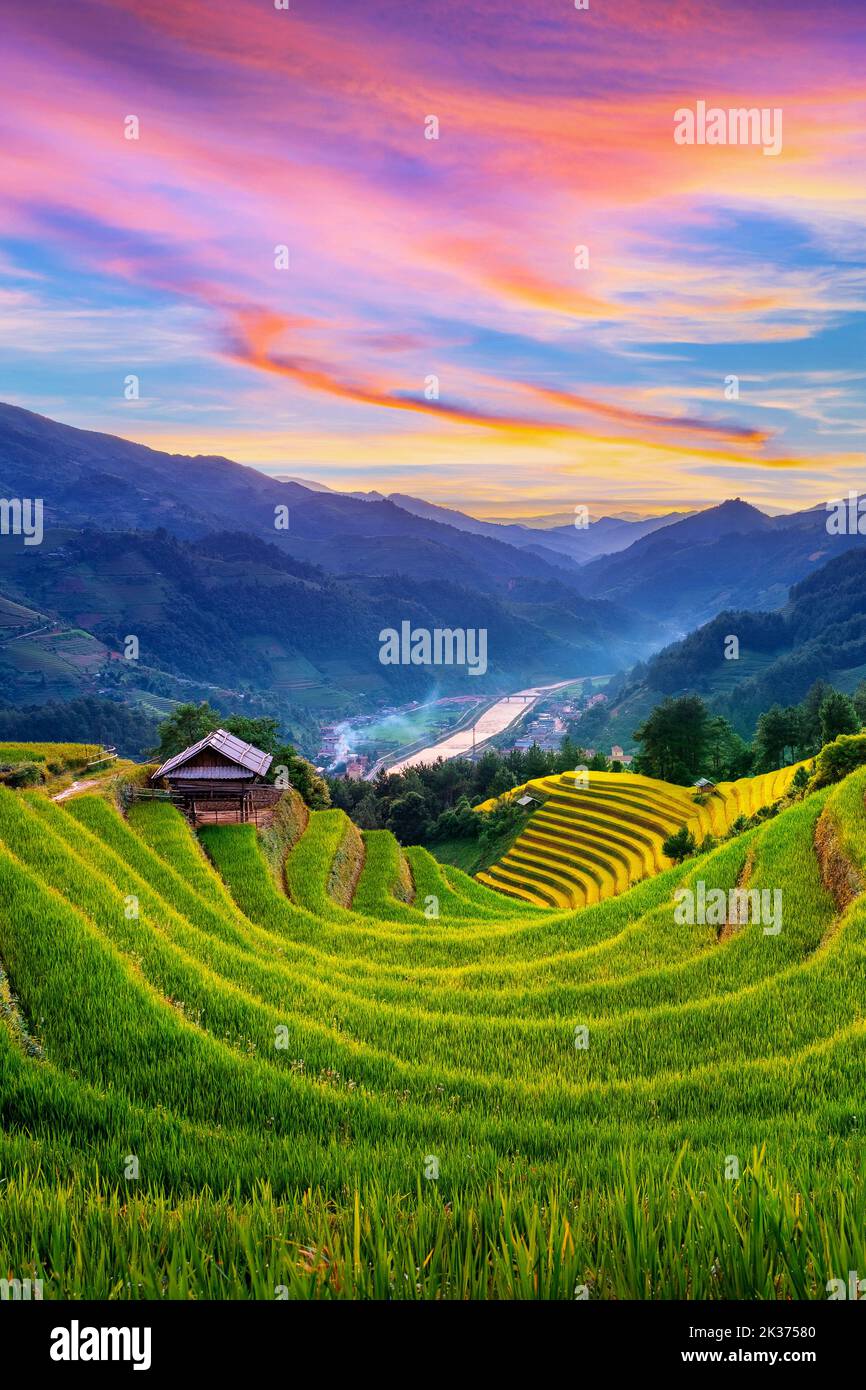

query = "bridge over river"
[[381, 675, 608, 776]]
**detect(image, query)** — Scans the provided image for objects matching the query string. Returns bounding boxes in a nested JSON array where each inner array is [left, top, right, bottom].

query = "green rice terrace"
[[0, 744, 865, 1299]]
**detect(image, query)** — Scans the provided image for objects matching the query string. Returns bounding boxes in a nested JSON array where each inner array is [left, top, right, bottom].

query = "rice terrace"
[[1, 0, 865, 1349], [1, 735, 865, 1301]]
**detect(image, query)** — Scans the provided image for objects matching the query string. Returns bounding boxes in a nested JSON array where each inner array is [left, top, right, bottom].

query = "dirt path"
[[52, 779, 100, 802]]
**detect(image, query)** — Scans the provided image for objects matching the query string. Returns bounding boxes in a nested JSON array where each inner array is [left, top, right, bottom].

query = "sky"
[[0, 0, 864, 518]]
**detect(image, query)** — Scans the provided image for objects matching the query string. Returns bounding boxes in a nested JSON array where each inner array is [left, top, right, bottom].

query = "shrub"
[[386, 791, 432, 845], [430, 795, 480, 842], [662, 827, 697, 863], [809, 732, 866, 789], [0, 762, 44, 788]]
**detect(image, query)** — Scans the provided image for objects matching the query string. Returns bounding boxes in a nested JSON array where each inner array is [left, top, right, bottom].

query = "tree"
[[153, 705, 284, 762], [573, 701, 609, 743], [386, 792, 431, 845], [852, 679, 866, 725], [0, 696, 157, 759], [489, 766, 517, 797], [524, 743, 550, 779], [426, 757, 467, 808], [477, 796, 523, 853], [753, 704, 802, 770], [819, 690, 860, 745], [153, 702, 222, 760], [352, 792, 382, 829], [472, 749, 501, 797], [705, 715, 752, 779], [328, 778, 354, 812], [430, 795, 480, 842], [801, 679, 833, 749], [223, 714, 280, 750], [555, 736, 584, 774], [809, 732, 866, 788], [662, 827, 697, 863], [633, 695, 710, 783], [271, 744, 331, 807]]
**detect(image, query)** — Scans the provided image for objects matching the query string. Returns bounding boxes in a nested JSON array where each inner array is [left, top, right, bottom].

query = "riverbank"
[[383, 676, 608, 775]]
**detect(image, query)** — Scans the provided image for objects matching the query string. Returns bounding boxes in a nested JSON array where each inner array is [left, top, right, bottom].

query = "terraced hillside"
[[0, 752, 864, 1299], [477, 766, 807, 908]]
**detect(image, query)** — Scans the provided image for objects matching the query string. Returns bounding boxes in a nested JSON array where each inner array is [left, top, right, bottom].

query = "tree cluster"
[[327, 740, 599, 845], [153, 702, 331, 808]]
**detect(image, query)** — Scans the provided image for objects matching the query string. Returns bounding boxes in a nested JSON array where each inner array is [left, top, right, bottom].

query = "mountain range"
[[1, 401, 863, 747], [629, 545, 866, 735], [576, 496, 866, 630], [0, 403, 660, 590], [276, 472, 690, 564], [0, 405, 654, 735]]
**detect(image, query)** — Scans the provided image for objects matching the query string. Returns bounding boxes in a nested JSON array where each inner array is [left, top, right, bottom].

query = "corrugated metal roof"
[[154, 729, 273, 780], [168, 765, 252, 780]]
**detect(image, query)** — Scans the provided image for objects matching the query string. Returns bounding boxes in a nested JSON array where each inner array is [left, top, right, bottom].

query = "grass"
[[1, 1151, 863, 1300], [0, 741, 101, 768], [0, 744, 863, 1299], [431, 808, 535, 877]]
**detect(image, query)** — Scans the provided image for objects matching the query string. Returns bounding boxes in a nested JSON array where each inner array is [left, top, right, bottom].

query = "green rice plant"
[[129, 798, 248, 912], [0, 741, 99, 768], [352, 831, 421, 922], [0, 762, 863, 1300], [821, 766, 866, 878], [283, 809, 361, 916]]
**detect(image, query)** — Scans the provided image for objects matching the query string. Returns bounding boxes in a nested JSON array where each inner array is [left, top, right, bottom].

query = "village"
[[316, 678, 632, 780]]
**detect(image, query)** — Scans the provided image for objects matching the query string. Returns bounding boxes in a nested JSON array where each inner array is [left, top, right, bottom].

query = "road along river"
[[383, 676, 608, 776]]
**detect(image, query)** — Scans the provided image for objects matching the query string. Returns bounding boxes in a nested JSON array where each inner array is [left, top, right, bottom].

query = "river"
[[383, 676, 606, 775]]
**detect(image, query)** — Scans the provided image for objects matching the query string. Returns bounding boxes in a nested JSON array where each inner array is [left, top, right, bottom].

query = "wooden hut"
[[152, 729, 277, 824]]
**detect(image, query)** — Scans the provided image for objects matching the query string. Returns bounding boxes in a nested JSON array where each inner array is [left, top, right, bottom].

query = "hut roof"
[[154, 729, 273, 781], [168, 765, 252, 781]]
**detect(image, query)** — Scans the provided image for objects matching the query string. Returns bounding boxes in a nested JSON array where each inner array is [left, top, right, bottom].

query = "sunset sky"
[[1, 0, 864, 518]]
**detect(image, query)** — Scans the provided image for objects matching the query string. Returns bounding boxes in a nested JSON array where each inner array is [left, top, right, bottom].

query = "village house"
[[152, 729, 281, 825]]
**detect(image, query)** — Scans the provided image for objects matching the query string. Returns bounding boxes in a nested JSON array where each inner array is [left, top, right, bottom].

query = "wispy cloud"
[[0, 0, 863, 510]]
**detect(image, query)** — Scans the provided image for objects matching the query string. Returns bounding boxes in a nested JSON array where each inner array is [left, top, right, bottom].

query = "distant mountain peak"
[[717, 497, 766, 517], [668, 497, 772, 541]]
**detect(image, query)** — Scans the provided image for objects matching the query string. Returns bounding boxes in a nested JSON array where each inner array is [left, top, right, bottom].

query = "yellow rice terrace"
[[0, 743, 864, 1299], [476, 765, 808, 907]]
